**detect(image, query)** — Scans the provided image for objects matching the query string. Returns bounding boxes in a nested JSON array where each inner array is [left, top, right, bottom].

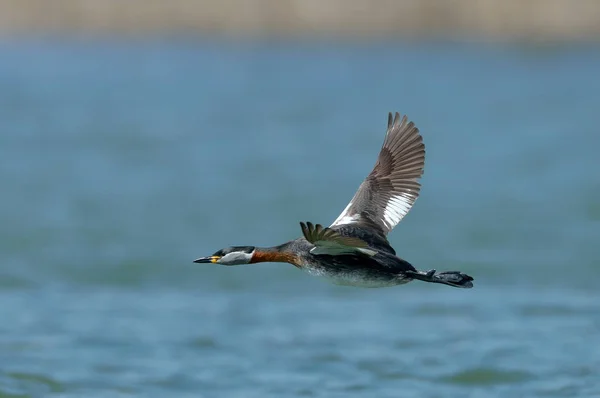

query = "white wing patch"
[[331, 200, 356, 226], [382, 192, 415, 230], [326, 113, 425, 234], [310, 242, 377, 257]]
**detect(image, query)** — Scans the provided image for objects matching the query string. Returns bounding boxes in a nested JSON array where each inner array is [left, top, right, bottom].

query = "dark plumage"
[[195, 112, 474, 289]]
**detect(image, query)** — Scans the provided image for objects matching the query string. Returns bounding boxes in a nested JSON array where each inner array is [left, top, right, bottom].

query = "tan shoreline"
[[1, 0, 599, 41]]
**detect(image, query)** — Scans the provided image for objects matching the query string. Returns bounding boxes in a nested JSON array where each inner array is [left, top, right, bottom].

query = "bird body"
[[195, 113, 474, 289], [248, 237, 414, 288]]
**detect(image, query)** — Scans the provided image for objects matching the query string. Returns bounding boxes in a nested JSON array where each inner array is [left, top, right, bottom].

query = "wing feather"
[[300, 222, 377, 257], [331, 112, 425, 234]]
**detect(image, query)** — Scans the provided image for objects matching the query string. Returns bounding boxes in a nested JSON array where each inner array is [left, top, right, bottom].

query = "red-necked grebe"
[[195, 113, 473, 289]]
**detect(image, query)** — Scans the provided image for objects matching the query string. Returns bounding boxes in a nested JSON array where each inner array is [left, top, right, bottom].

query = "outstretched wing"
[[300, 222, 377, 257], [331, 112, 425, 235]]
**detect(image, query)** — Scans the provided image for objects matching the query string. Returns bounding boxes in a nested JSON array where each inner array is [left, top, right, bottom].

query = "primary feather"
[[331, 112, 425, 235]]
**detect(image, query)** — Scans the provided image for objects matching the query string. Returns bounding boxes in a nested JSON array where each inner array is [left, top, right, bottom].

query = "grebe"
[[195, 113, 473, 289]]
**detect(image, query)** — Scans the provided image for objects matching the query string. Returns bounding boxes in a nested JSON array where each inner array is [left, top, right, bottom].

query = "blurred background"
[[1, 1, 599, 397]]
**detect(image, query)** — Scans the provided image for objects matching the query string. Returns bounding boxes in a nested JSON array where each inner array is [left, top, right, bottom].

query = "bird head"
[[194, 246, 256, 266]]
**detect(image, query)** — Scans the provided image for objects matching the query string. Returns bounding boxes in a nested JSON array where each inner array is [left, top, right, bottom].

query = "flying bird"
[[195, 113, 473, 289]]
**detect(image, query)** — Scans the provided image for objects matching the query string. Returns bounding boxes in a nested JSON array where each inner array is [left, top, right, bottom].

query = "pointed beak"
[[193, 256, 220, 264]]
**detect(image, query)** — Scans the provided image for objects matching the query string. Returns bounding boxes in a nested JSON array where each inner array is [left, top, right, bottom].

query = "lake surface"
[[1, 39, 599, 397]]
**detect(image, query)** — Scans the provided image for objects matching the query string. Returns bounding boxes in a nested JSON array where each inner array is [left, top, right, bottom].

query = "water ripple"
[[441, 368, 534, 385]]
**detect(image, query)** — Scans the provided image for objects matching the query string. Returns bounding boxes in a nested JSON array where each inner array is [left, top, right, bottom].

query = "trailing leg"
[[406, 269, 474, 288]]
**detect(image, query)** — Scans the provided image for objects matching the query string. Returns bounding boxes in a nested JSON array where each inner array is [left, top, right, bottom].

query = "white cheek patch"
[[219, 251, 253, 265]]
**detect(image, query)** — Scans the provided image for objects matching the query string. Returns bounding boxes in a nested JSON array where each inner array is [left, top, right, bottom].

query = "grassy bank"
[[0, 0, 599, 41]]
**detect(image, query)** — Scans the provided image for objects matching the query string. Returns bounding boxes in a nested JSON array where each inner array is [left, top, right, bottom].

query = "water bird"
[[195, 113, 473, 289]]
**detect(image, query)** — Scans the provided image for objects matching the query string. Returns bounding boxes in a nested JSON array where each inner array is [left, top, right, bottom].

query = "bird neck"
[[250, 243, 301, 267]]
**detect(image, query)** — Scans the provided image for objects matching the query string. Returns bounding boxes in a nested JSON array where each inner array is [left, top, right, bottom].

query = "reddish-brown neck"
[[250, 247, 301, 267]]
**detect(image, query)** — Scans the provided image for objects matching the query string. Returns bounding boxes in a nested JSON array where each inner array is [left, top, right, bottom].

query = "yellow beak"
[[193, 256, 220, 264]]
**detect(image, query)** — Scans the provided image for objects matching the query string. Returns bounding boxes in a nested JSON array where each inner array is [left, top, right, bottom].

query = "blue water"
[[1, 40, 600, 397]]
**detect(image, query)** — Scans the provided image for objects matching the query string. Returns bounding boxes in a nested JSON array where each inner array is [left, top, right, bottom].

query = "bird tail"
[[406, 269, 474, 289]]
